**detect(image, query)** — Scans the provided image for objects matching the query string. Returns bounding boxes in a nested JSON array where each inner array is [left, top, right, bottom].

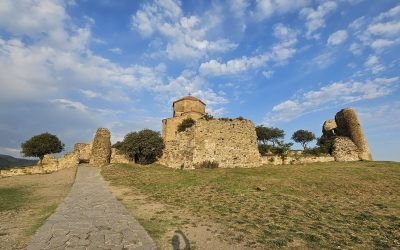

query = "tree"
[[272, 140, 293, 163], [118, 129, 164, 164], [177, 118, 196, 132], [21, 132, 64, 165], [255, 125, 285, 146], [291, 129, 316, 150]]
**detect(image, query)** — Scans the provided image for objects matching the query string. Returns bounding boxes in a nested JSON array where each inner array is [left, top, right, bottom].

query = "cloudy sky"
[[0, 0, 399, 161]]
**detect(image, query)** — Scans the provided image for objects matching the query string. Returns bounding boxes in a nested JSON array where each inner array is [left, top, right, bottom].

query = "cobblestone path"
[[28, 165, 157, 250]]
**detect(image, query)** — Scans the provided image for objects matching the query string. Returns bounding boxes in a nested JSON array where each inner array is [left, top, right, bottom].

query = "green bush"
[[194, 160, 219, 169], [177, 118, 196, 132], [118, 129, 164, 164], [258, 144, 274, 156]]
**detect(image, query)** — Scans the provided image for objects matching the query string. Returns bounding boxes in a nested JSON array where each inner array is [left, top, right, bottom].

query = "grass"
[[102, 161, 400, 249], [26, 203, 59, 236], [0, 187, 29, 211]]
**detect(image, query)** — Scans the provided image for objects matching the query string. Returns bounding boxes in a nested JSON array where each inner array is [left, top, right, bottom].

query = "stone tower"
[[162, 96, 206, 142], [89, 128, 111, 166]]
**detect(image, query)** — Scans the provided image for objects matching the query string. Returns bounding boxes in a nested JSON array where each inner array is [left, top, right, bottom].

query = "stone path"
[[28, 165, 157, 250]]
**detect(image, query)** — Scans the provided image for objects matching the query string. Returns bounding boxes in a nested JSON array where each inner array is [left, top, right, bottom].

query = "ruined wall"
[[110, 148, 130, 164], [160, 119, 261, 168], [90, 128, 111, 166], [58, 151, 79, 169], [261, 152, 334, 165], [332, 137, 360, 162], [335, 108, 372, 160], [74, 143, 92, 162]]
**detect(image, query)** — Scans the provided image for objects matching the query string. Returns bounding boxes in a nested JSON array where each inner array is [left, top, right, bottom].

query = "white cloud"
[[264, 77, 399, 124], [109, 47, 122, 54], [300, 1, 338, 39], [199, 23, 298, 76], [327, 30, 348, 45], [262, 70, 274, 79], [254, 0, 310, 21], [364, 55, 385, 74], [349, 5, 400, 52], [131, 0, 237, 61]]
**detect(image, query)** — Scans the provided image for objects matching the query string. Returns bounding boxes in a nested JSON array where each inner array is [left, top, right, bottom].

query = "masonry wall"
[[160, 119, 261, 168], [162, 112, 204, 142]]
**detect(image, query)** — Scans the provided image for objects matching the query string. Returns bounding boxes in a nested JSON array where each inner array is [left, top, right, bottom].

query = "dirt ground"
[[107, 184, 254, 250], [0, 167, 76, 249]]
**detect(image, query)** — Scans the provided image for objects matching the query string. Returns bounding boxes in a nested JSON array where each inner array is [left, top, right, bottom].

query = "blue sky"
[[0, 0, 399, 161]]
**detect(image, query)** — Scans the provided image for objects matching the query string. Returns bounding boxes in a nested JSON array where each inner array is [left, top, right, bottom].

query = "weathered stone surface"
[[332, 137, 360, 162], [335, 108, 372, 160], [41, 154, 59, 172], [160, 119, 261, 168], [110, 148, 130, 164], [74, 143, 92, 162], [322, 119, 337, 138], [58, 151, 79, 169], [261, 151, 334, 165], [90, 128, 111, 166]]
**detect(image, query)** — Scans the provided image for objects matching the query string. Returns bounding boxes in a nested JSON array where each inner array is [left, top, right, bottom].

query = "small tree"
[[273, 140, 293, 163], [177, 118, 195, 132], [118, 129, 164, 164], [255, 125, 285, 146], [21, 132, 64, 165], [291, 129, 316, 150]]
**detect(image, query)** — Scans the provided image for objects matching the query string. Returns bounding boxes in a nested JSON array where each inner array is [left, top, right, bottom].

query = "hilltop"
[[0, 154, 36, 169]]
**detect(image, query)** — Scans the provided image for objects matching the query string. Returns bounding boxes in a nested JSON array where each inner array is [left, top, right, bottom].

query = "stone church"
[[159, 96, 261, 169]]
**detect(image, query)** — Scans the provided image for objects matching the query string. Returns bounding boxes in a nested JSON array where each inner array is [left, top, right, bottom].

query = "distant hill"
[[0, 154, 37, 169]]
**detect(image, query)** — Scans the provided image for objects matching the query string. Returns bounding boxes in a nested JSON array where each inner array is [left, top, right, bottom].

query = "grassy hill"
[[0, 154, 37, 169], [102, 161, 400, 249]]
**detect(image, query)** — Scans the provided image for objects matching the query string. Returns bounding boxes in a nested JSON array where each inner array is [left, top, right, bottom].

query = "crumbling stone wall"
[[160, 119, 261, 168], [74, 143, 92, 162], [261, 152, 334, 165], [58, 151, 79, 169], [110, 148, 130, 164], [321, 108, 372, 161], [90, 128, 111, 166], [335, 108, 372, 160]]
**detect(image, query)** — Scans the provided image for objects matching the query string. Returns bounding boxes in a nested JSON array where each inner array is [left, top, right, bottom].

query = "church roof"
[[173, 96, 206, 106]]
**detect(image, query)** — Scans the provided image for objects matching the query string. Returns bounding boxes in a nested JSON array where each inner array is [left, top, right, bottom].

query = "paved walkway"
[[28, 165, 157, 250]]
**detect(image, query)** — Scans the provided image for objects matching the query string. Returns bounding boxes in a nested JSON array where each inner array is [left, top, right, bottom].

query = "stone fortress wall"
[[160, 118, 261, 168], [0, 128, 130, 177]]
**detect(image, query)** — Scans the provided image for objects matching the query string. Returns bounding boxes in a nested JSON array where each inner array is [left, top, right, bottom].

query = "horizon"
[[0, 0, 399, 161]]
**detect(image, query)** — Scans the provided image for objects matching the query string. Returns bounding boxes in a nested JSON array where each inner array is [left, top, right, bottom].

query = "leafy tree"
[[291, 129, 316, 150], [255, 125, 285, 146], [272, 140, 293, 162], [118, 129, 164, 164], [177, 118, 196, 132], [21, 132, 64, 165]]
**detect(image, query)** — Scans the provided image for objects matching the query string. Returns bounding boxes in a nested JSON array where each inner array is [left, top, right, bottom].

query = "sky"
[[0, 0, 399, 161]]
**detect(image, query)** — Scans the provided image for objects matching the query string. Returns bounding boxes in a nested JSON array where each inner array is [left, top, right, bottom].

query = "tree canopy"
[[255, 125, 285, 146], [117, 129, 164, 164], [291, 129, 316, 150], [21, 132, 64, 164]]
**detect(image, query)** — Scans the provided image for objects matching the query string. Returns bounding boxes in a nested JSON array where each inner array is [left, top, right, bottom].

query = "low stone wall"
[[74, 143, 92, 162], [110, 148, 130, 164], [261, 152, 335, 165]]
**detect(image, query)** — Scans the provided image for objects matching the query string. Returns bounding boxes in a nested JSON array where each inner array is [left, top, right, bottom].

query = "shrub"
[[118, 129, 164, 164], [194, 160, 219, 169], [202, 114, 214, 120], [21, 132, 64, 165], [236, 116, 245, 121], [258, 144, 274, 156], [272, 140, 293, 163], [177, 118, 196, 132]]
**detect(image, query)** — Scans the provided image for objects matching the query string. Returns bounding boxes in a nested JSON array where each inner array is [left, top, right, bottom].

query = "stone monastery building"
[[159, 96, 261, 169]]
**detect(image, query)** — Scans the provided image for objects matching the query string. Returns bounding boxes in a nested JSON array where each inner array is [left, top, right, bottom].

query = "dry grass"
[[102, 161, 400, 249], [0, 168, 76, 249]]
